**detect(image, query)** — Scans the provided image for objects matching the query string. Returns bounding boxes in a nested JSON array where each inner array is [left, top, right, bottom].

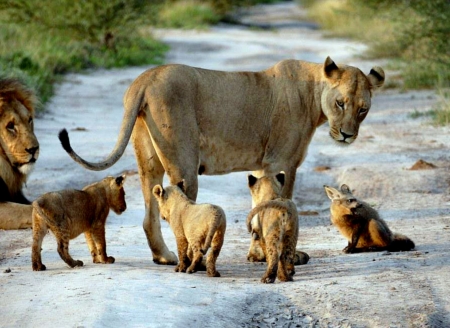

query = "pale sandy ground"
[[1, 2, 449, 327]]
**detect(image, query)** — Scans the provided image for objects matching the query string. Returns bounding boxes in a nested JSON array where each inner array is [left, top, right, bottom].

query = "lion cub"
[[324, 184, 415, 253], [153, 182, 226, 277], [31, 175, 127, 271], [247, 173, 299, 283]]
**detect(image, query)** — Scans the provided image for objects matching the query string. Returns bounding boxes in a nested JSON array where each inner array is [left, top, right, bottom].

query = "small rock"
[[4, 268, 11, 273]]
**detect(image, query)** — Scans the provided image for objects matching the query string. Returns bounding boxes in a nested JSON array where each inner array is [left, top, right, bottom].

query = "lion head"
[[0, 78, 39, 203], [321, 57, 385, 145]]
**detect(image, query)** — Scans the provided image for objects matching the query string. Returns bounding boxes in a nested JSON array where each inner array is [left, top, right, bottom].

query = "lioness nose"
[[26, 146, 39, 156], [339, 129, 354, 141]]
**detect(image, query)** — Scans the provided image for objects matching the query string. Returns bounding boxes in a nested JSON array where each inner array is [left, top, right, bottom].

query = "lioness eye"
[[6, 122, 14, 131], [28, 117, 33, 125], [336, 100, 344, 109], [359, 108, 368, 116]]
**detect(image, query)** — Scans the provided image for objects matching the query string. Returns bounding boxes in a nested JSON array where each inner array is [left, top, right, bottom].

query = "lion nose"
[[339, 129, 354, 141], [26, 146, 39, 156]]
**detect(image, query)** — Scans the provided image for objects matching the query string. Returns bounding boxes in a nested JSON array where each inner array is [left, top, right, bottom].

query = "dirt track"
[[1, 2, 450, 327]]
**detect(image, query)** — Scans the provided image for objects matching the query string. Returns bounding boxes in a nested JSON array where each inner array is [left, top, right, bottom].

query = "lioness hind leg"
[[132, 119, 178, 265], [247, 238, 266, 262], [56, 238, 83, 268], [31, 209, 48, 271]]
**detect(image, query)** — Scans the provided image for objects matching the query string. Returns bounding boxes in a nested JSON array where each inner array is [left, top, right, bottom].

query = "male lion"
[[0, 78, 39, 230], [58, 57, 385, 265], [31, 175, 127, 271], [246, 173, 299, 283], [153, 182, 226, 277]]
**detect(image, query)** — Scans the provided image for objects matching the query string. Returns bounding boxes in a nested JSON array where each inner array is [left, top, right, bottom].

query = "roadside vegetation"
[[300, 0, 450, 125], [0, 0, 278, 110]]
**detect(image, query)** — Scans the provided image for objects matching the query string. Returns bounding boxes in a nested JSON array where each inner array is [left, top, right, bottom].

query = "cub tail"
[[389, 233, 415, 252], [246, 200, 292, 233]]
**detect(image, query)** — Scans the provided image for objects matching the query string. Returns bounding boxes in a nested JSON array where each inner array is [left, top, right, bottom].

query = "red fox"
[[324, 184, 415, 253]]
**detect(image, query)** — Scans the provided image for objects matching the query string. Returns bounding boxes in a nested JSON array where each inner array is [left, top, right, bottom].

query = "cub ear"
[[248, 174, 258, 188], [275, 172, 285, 187], [367, 66, 385, 90], [324, 185, 340, 200], [152, 184, 165, 199], [176, 180, 186, 193], [115, 175, 126, 186], [340, 184, 351, 194], [323, 56, 340, 79]]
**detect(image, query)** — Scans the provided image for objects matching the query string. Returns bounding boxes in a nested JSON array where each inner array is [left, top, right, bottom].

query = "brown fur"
[[58, 57, 384, 265], [247, 173, 299, 283], [0, 78, 39, 229], [31, 175, 126, 271], [152, 182, 226, 277], [324, 184, 415, 253]]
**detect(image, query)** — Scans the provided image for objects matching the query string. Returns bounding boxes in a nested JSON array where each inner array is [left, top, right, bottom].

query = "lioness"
[[152, 182, 226, 277], [58, 57, 385, 265], [0, 78, 39, 229], [31, 175, 127, 271], [247, 173, 299, 283]]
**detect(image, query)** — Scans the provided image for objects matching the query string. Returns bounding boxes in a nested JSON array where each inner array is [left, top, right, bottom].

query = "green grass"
[[158, 1, 221, 29]]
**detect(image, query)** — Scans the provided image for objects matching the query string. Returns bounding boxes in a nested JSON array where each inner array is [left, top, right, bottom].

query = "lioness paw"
[[32, 263, 46, 271]]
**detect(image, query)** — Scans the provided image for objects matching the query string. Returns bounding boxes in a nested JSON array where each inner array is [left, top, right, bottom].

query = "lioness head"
[[0, 78, 39, 176], [321, 57, 385, 145]]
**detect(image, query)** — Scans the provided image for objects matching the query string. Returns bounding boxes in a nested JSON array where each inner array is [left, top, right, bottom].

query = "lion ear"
[[324, 56, 340, 79], [248, 174, 258, 188], [152, 184, 164, 199], [367, 66, 385, 90]]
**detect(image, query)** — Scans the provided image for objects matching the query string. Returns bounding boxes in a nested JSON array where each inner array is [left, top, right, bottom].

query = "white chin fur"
[[19, 163, 35, 176]]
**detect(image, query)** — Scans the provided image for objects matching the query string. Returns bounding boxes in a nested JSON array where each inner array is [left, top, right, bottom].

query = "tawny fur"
[[31, 175, 127, 271], [58, 57, 384, 265], [0, 78, 39, 229], [324, 184, 415, 253], [152, 182, 226, 277], [247, 174, 299, 283]]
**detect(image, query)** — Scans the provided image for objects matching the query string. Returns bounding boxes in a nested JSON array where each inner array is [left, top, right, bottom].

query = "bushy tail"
[[389, 233, 415, 252], [246, 200, 292, 233]]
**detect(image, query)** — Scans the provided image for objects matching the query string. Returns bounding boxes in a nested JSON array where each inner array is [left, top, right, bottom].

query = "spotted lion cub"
[[247, 173, 299, 283], [31, 175, 126, 271], [153, 181, 226, 277]]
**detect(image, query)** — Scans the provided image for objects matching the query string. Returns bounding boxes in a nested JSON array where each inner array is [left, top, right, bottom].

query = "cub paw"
[[261, 275, 276, 284]]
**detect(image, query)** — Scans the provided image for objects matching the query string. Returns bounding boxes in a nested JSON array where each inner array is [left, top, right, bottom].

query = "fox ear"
[[248, 174, 258, 188], [340, 184, 351, 194], [152, 184, 164, 199], [324, 185, 340, 200]]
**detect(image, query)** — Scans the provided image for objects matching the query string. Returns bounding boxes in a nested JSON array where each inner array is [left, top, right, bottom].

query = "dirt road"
[[1, 2, 449, 327]]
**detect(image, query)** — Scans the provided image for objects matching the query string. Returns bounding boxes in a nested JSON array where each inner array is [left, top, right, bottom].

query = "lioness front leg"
[[132, 121, 178, 265]]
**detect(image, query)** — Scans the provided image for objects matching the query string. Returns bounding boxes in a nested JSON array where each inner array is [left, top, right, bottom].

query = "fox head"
[[324, 184, 362, 215]]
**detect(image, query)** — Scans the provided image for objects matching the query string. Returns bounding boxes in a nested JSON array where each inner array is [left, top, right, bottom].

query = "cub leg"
[[132, 120, 177, 265], [174, 235, 190, 273], [277, 237, 296, 282], [261, 238, 279, 284], [31, 209, 48, 271], [206, 232, 224, 278], [56, 237, 83, 268], [92, 227, 114, 264], [186, 243, 203, 274], [84, 230, 100, 263]]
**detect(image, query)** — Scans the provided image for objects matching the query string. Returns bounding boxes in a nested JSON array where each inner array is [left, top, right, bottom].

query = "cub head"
[[248, 172, 285, 206], [321, 57, 385, 145], [0, 79, 39, 190], [324, 184, 361, 215], [108, 175, 127, 214], [152, 181, 186, 221]]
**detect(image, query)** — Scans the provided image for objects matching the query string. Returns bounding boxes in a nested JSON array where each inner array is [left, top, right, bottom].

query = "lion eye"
[[6, 122, 15, 131], [336, 100, 345, 109], [28, 117, 33, 125]]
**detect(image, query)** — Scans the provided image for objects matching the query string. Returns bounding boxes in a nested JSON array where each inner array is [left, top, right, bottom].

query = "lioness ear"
[[275, 172, 285, 187], [115, 175, 126, 186], [367, 66, 385, 90], [248, 175, 258, 188], [340, 184, 351, 194], [176, 180, 186, 193], [324, 56, 340, 79], [152, 184, 164, 199], [324, 185, 340, 200]]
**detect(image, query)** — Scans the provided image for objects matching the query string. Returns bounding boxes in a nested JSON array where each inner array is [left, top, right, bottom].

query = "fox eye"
[[347, 199, 355, 204]]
